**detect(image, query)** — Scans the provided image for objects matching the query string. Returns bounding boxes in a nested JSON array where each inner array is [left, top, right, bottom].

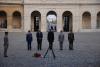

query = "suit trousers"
[[27, 42, 32, 50], [4, 45, 8, 56], [37, 39, 42, 50], [59, 42, 63, 50], [69, 41, 73, 50]]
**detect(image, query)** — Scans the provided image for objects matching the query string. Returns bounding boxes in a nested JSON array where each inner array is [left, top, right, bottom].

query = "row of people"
[[26, 30, 75, 59], [26, 30, 75, 50], [3, 30, 75, 58]]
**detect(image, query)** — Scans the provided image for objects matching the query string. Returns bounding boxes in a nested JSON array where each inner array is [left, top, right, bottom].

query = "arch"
[[46, 11, 57, 32], [82, 12, 91, 29], [47, 11, 57, 16], [62, 11, 73, 32], [97, 12, 100, 29], [31, 11, 41, 32], [0, 11, 7, 28], [13, 11, 21, 29]]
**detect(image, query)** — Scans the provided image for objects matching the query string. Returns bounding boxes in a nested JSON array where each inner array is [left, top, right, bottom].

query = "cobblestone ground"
[[0, 32, 100, 67]]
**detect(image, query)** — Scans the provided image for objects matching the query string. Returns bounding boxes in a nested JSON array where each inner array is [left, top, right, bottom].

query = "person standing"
[[58, 30, 64, 50], [68, 30, 75, 50], [26, 30, 33, 50], [36, 30, 43, 50], [44, 30, 56, 59], [4, 32, 9, 57]]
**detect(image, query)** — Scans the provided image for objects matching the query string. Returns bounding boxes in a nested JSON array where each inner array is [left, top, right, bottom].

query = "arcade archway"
[[47, 11, 57, 32], [31, 11, 41, 32], [97, 12, 100, 29], [13, 11, 21, 29], [62, 11, 73, 32], [0, 11, 7, 29], [82, 12, 91, 29]]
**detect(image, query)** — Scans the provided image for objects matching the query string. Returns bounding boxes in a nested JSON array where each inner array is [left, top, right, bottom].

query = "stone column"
[[7, 14, 12, 32], [73, 13, 80, 32], [21, 13, 24, 32], [24, 15, 31, 32], [41, 12, 47, 32], [57, 13, 62, 32], [79, 15, 82, 30], [24, 6, 31, 32], [91, 13, 96, 29]]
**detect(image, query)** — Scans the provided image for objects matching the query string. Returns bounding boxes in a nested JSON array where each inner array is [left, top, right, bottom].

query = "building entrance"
[[62, 11, 72, 32], [31, 11, 41, 32], [47, 11, 57, 32]]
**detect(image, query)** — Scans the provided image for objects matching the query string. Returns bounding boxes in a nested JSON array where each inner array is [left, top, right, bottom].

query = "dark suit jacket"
[[68, 32, 74, 42], [47, 31, 54, 43], [36, 32, 43, 40], [26, 32, 33, 43], [4, 35, 9, 46]]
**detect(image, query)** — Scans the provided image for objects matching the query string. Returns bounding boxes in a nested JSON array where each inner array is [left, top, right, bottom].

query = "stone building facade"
[[0, 0, 100, 32]]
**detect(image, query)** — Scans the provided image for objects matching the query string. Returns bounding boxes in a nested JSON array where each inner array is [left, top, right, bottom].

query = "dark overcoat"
[[47, 31, 54, 43], [68, 32, 74, 43], [36, 32, 43, 41], [26, 32, 33, 43]]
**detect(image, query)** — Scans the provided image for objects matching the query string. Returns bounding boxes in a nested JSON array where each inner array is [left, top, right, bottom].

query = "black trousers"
[[27, 42, 32, 50], [59, 42, 63, 50], [69, 41, 73, 50], [4, 45, 8, 56], [44, 42, 56, 59], [37, 39, 42, 50]]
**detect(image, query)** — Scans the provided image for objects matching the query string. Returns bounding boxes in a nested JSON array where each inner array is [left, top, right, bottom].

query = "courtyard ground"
[[0, 32, 100, 67]]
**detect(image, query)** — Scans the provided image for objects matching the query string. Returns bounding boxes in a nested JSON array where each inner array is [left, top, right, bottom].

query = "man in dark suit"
[[68, 30, 75, 50], [36, 30, 43, 50], [44, 30, 56, 59], [26, 30, 33, 50], [4, 32, 9, 57]]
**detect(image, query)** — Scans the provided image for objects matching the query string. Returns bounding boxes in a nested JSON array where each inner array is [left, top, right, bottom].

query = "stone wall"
[[0, 0, 23, 4], [24, 0, 100, 4]]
